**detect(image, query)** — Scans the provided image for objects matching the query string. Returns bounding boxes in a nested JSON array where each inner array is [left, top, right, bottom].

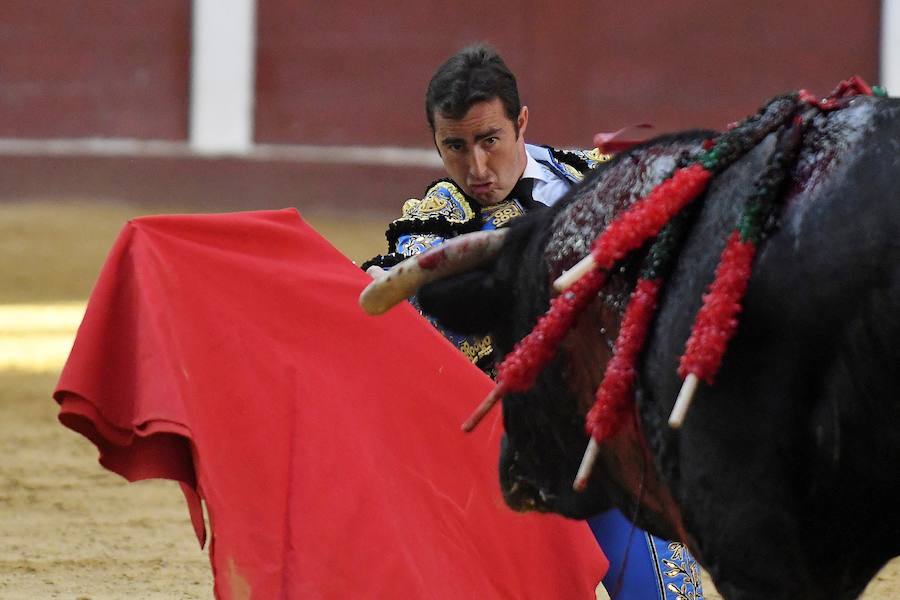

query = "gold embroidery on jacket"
[[586, 147, 614, 164], [459, 335, 493, 363], [482, 201, 524, 228], [399, 181, 475, 224]]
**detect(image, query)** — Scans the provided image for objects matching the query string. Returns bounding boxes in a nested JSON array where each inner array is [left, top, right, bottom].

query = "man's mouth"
[[469, 182, 493, 196]]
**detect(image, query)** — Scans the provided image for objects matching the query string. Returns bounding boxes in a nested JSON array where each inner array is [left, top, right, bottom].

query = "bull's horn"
[[359, 229, 509, 315]]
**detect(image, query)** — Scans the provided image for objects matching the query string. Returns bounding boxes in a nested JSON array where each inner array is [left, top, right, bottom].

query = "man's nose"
[[469, 147, 489, 179]]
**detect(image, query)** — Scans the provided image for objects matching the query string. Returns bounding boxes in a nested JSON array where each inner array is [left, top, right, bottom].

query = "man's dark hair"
[[425, 44, 522, 134]]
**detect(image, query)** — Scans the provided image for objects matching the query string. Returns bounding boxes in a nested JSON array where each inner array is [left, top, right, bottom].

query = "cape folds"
[[54, 209, 607, 599]]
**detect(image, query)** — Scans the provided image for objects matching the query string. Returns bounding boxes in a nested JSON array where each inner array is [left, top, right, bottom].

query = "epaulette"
[[385, 179, 482, 250], [549, 147, 613, 181], [581, 147, 615, 167]]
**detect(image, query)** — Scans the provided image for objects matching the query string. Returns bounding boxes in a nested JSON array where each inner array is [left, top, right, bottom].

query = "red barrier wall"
[[255, 0, 881, 147], [0, 1, 882, 213], [0, 1, 190, 139], [0, 2, 880, 145]]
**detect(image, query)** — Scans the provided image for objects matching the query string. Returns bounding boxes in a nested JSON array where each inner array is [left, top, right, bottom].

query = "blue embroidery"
[[589, 509, 704, 599]]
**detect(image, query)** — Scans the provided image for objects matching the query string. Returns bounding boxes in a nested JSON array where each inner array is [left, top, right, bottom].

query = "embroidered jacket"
[[363, 144, 610, 371]]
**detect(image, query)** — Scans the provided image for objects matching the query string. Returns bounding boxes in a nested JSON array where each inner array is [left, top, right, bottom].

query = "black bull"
[[410, 96, 900, 599]]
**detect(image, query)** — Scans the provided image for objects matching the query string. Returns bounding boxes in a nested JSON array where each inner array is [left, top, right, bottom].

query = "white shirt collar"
[[521, 146, 554, 184]]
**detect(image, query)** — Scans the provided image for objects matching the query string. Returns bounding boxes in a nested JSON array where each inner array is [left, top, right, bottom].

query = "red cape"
[[55, 209, 607, 598]]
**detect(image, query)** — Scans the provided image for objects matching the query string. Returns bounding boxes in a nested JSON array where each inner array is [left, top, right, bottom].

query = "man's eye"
[[485, 137, 498, 145], [447, 143, 463, 152]]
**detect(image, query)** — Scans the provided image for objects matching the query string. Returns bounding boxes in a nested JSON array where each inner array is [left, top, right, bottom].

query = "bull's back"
[[639, 95, 900, 598]]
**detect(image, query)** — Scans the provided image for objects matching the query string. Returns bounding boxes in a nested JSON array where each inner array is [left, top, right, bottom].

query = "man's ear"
[[517, 106, 529, 139]]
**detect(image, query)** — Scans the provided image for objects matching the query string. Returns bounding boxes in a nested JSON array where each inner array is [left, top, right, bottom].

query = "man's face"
[[433, 97, 528, 207]]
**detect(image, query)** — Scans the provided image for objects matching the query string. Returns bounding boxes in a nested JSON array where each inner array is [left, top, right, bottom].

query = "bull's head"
[[360, 215, 682, 538]]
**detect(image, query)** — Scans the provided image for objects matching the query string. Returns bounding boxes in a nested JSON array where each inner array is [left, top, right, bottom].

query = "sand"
[[0, 201, 895, 598]]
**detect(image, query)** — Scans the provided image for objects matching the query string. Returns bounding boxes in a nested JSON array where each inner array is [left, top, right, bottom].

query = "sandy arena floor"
[[0, 201, 896, 599]]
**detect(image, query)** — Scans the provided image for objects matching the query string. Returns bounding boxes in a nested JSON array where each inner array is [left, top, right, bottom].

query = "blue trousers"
[[588, 509, 704, 599]]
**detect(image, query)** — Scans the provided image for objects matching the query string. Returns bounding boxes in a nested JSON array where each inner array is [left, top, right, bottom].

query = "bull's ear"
[[417, 262, 510, 335]]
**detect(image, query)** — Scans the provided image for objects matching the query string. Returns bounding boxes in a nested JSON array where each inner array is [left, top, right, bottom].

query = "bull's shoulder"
[[544, 133, 713, 277]]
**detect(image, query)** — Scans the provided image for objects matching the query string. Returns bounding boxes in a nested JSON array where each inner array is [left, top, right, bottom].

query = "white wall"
[[883, 0, 900, 94], [190, 0, 257, 153]]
